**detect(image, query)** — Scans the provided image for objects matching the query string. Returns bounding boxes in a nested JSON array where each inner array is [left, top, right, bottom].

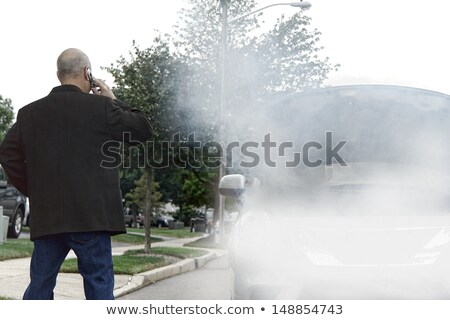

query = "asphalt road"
[[119, 254, 232, 300]]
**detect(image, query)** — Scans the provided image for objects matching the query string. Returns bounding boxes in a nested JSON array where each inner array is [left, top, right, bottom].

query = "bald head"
[[56, 48, 93, 92], [57, 48, 91, 80]]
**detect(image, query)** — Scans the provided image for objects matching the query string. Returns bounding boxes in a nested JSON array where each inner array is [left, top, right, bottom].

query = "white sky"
[[1, 0, 449, 115]]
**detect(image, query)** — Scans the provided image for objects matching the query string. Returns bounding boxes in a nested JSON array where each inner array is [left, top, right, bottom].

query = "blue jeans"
[[23, 232, 114, 300]]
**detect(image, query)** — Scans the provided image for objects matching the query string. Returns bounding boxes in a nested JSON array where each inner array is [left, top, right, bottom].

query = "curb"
[[114, 252, 218, 298]]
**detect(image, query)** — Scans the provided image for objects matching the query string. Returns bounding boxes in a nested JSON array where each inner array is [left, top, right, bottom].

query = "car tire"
[[8, 208, 23, 239], [232, 271, 251, 300]]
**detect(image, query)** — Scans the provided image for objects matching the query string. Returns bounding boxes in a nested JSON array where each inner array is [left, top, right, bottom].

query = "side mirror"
[[0, 181, 7, 189], [219, 174, 245, 197]]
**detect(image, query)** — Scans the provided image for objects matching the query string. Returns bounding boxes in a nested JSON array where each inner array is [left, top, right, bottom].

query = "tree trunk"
[[144, 167, 153, 254]]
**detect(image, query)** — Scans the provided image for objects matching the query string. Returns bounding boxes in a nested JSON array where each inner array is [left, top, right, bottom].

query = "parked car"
[[152, 213, 174, 228], [190, 208, 214, 233], [221, 85, 450, 299], [23, 197, 30, 227], [123, 207, 144, 228], [0, 165, 27, 238]]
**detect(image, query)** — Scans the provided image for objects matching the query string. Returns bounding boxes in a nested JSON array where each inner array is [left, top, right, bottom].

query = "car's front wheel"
[[8, 208, 23, 238]]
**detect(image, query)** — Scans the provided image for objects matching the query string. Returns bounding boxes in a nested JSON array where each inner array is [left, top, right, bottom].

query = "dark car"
[[221, 85, 450, 299], [123, 207, 144, 228], [190, 209, 214, 233], [152, 213, 174, 228], [0, 165, 27, 238]]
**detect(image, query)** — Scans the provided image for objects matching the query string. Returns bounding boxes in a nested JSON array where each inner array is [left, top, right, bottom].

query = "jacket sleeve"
[[106, 99, 152, 143], [0, 118, 28, 196]]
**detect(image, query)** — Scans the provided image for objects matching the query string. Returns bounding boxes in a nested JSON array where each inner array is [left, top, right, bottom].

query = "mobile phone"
[[87, 67, 97, 88]]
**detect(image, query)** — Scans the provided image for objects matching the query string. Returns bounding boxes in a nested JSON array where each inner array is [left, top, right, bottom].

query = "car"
[[0, 165, 27, 238], [23, 197, 30, 227], [152, 213, 174, 228], [190, 208, 214, 233], [220, 85, 450, 299], [123, 207, 144, 228]]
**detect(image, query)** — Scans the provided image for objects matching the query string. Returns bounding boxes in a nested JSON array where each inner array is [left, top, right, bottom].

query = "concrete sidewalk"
[[0, 235, 226, 300]]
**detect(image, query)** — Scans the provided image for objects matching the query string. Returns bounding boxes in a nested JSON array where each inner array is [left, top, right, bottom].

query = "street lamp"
[[217, 1, 312, 244], [229, 2, 312, 23]]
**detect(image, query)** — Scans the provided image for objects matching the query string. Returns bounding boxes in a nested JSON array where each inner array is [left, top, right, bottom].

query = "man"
[[0, 48, 152, 299]]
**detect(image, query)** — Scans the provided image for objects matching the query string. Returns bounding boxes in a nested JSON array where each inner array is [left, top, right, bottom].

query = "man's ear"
[[56, 70, 62, 83], [84, 67, 89, 81]]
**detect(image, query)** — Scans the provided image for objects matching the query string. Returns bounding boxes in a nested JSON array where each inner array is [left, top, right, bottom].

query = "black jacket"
[[0, 85, 152, 239]]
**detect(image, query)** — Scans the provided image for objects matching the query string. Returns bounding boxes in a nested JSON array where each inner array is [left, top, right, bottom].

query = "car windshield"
[[264, 86, 450, 169], [241, 86, 450, 217]]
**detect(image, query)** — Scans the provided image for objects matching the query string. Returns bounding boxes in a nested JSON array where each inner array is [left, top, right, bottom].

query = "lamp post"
[[229, 1, 311, 23], [217, 1, 312, 244]]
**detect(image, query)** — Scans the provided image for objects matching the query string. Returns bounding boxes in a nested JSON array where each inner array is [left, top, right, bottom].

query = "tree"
[[125, 168, 162, 225], [0, 95, 14, 142], [107, 39, 193, 253], [108, 0, 339, 249], [174, 0, 338, 117], [155, 167, 215, 225], [172, 0, 339, 222]]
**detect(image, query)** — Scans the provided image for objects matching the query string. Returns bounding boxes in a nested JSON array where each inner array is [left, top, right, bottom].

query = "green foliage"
[[154, 167, 185, 204], [120, 167, 142, 201], [174, 205, 201, 226], [155, 167, 214, 212], [108, 0, 339, 230], [173, 0, 339, 138], [106, 39, 190, 142], [125, 168, 162, 211], [174, 0, 337, 90], [174, 0, 259, 67], [107, 39, 199, 253], [182, 171, 214, 208], [0, 95, 14, 142], [235, 13, 340, 93], [171, 0, 339, 223], [107, 40, 216, 227]]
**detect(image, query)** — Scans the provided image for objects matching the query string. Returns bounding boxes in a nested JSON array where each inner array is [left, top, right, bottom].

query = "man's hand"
[[91, 78, 117, 100]]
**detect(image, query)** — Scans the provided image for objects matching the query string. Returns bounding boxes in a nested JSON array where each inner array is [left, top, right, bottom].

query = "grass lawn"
[[0, 230, 205, 262], [0, 239, 34, 261], [0, 233, 163, 261], [184, 234, 228, 249], [127, 227, 204, 239], [60, 254, 169, 275], [60, 247, 208, 275], [111, 233, 163, 245], [126, 247, 208, 259]]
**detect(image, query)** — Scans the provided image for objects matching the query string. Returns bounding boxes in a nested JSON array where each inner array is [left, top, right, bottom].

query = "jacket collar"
[[50, 85, 83, 94]]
